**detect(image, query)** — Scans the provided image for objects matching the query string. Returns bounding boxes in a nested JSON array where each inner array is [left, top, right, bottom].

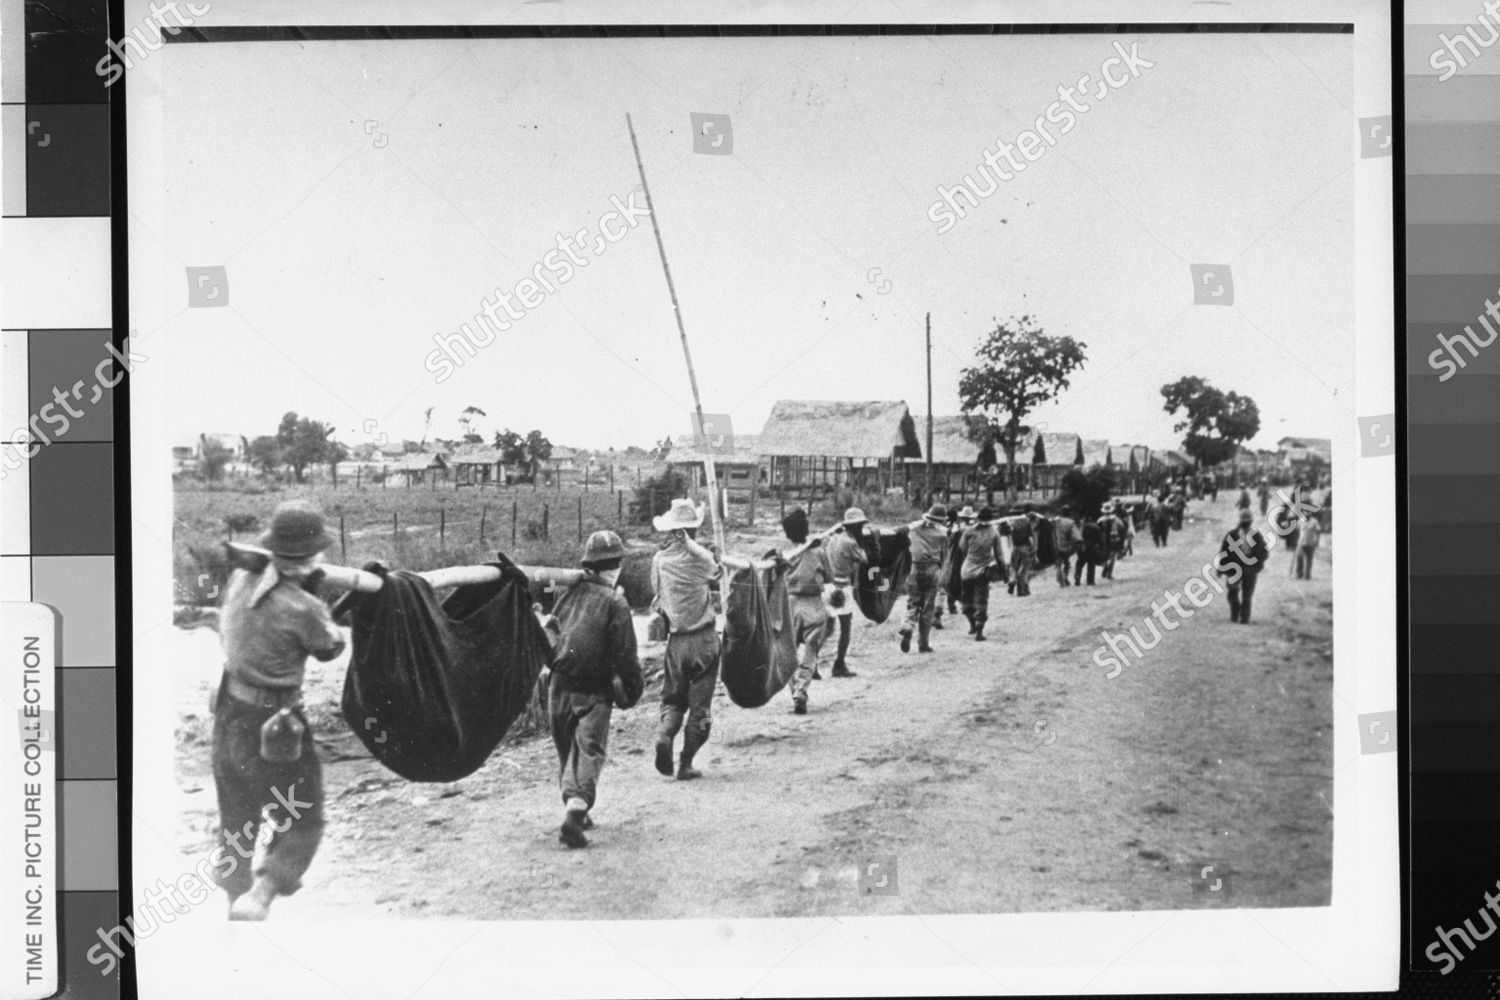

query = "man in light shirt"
[[649, 499, 721, 780]]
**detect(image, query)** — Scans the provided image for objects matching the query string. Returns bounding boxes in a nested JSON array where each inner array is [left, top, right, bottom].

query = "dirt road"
[[172, 496, 1332, 919]]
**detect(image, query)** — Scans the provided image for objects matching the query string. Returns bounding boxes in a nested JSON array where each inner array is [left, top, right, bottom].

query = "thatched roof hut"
[[1036, 432, 1083, 468], [757, 400, 920, 494], [1082, 439, 1114, 469]]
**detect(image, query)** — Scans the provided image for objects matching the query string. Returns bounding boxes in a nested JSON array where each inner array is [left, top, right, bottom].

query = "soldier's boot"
[[559, 798, 589, 848], [678, 726, 708, 780], [917, 621, 934, 653], [654, 737, 675, 776], [898, 628, 913, 653], [974, 622, 987, 642]]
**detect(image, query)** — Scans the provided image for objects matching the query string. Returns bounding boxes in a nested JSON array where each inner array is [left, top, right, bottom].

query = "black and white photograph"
[[124, 1, 1396, 994]]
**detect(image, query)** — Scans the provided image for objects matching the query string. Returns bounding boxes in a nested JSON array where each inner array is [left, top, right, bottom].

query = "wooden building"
[[667, 433, 762, 496], [448, 445, 509, 487], [757, 400, 922, 496]]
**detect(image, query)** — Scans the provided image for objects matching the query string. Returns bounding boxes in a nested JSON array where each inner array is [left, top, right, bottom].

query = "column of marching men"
[[203, 471, 1329, 917]]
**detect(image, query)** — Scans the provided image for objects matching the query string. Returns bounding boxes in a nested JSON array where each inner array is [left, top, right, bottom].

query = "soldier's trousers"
[[960, 576, 992, 627], [1226, 571, 1260, 622], [1009, 546, 1034, 595], [549, 681, 613, 810], [788, 595, 832, 701], [210, 684, 323, 901], [1055, 551, 1073, 586], [658, 625, 721, 756], [903, 565, 941, 630]]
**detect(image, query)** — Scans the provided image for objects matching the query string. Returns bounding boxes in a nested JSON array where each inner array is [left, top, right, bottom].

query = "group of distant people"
[[202, 472, 1333, 917]]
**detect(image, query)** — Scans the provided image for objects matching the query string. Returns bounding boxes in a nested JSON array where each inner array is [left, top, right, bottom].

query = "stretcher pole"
[[223, 541, 581, 594], [625, 112, 731, 573]]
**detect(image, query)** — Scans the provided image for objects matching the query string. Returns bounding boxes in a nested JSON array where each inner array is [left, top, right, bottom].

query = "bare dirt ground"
[[171, 495, 1332, 919]]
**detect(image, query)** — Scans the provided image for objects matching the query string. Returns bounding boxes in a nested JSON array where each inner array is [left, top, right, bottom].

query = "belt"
[[668, 620, 716, 637], [225, 674, 302, 709]]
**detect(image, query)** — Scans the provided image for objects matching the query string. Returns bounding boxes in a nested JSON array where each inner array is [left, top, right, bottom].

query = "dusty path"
[[172, 496, 1332, 919]]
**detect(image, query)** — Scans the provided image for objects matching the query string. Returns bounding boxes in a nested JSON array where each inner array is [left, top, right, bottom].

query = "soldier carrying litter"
[[546, 530, 645, 847], [650, 498, 722, 780], [822, 507, 871, 677], [896, 503, 950, 655], [777, 507, 835, 715], [212, 500, 345, 920]]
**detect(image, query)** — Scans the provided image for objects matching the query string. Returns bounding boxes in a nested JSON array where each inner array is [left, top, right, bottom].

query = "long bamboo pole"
[[625, 113, 730, 570]]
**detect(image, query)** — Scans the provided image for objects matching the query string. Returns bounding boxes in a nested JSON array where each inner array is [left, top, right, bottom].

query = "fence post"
[[393, 511, 399, 546], [577, 496, 584, 541], [617, 491, 623, 523], [440, 507, 446, 549], [355, 466, 361, 491], [431, 472, 437, 492], [779, 492, 785, 523], [584, 466, 590, 492], [511, 499, 518, 546], [340, 514, 347, 560], [480, 503, 488, 546], [543, 503, 550, 540]]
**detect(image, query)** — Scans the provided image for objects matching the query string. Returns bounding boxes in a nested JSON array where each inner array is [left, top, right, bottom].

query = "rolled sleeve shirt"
[[651, 538, 719, 633], [219, 568, 345, 690]]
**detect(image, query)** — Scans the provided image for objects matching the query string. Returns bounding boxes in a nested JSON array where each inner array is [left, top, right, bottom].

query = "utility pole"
[[925, 311, 933, 501]]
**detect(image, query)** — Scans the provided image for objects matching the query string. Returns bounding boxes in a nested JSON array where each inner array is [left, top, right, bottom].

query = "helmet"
[[581, 530, 626, 566]]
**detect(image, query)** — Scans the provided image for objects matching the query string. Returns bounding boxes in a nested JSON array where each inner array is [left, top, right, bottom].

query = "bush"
[[631, 467, 690, 525], [224, 513, 260, 537]]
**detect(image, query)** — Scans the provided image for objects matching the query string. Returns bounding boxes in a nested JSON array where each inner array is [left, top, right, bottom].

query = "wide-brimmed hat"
[[923, 503, 949, 523], [652, 498, 705, 531], [841, 507, 868, 527], [977, 506, 998, 522], [1101, 501, 1116, 513], [581, 530, 626, 566], [957, 505, 978, 521], [257, 500, 333, 559]]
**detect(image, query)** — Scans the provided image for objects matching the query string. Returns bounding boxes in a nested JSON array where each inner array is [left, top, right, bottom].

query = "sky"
[[156, 30, 1355, 454]]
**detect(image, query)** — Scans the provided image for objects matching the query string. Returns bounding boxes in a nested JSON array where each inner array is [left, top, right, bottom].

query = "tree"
[[1160, 376, 1261, 469], [198, 439, 233, 481], [524, 430, 554, 481], [275, 411, 340, 483], [957, 314, 1088, 502], [458, 405, 487, 443], [247, 435, 283, 477]]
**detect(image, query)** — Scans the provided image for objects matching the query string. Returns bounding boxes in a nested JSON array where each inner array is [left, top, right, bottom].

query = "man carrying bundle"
[[778, 508, 834, 715], [1008, 509, 1037, 597], [823, 507, 870, 677], [1053, 506, 1079, 588], [212, 500, 345, 920], [547, 530, 645, 847], [958, 506, 1004, 641], [1147, 492, 1171, 548], [896, 503, 949, 655], [650, 499, 722, 781]]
